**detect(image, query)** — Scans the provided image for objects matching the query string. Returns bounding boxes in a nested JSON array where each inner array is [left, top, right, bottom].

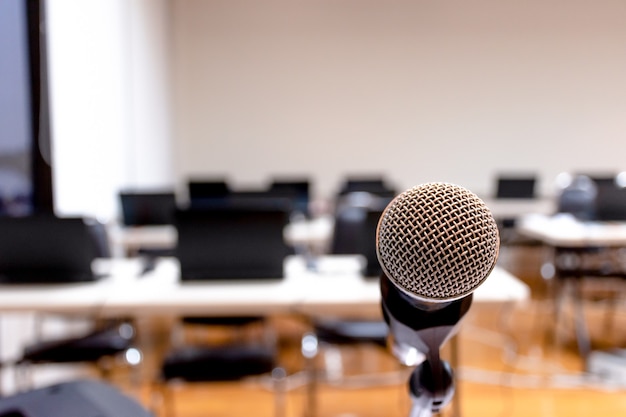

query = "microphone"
[[375, 182, 500, 416]]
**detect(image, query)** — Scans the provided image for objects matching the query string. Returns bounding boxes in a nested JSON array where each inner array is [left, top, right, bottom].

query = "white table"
[[482, 197, 555, 220], [0, 256, 529, 403], [517, 213, 626, 359], [518, 213, 626, 247], [0, 256, 528, 318], [99, 256, 528, 319], [0, 259, 141, 315]]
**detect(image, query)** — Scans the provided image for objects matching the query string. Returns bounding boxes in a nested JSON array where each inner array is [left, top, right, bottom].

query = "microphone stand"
[[380, 275, 473, 417]]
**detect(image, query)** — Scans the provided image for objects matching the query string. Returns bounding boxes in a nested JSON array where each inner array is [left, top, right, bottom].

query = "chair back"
[[330, 192, 391, 277]]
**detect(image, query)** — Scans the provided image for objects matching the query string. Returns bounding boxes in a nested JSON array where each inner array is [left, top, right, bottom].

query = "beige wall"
[[171, 0, 626, 200], [47, 0, 626, 219]]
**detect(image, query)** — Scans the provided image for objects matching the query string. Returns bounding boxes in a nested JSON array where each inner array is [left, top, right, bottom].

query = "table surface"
[[0, 256, 530, 318], [517, 213, 626, 247], [481, 197, 555, 219]]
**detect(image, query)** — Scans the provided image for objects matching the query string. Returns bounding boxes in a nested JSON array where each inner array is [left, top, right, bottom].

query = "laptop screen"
[[175, 207, 293, 281], [120, 192, 177, 226], [595, 183, 626, 221], [496, 177, 536, 199], [0, 215, 99, 284]]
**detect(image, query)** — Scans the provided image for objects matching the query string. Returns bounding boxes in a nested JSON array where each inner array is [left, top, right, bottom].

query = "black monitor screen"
[[0, 216, 99, 284], [175, 207, 293, 281], [496, 177, 536, 199], [120, 192, 177, 226]]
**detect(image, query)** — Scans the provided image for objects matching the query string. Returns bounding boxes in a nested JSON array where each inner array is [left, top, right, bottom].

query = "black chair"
[[493, 174, 539, 245], [0, 216, 142, 390], [15, 322, 140, 390], [556, 174, 598, 221], [153, 206, 294, 417], [302, 192, 397, 417]]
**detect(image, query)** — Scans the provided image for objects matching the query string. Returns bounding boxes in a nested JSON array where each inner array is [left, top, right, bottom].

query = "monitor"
[[119, 191, 177, 226], [594, 183, 626, 221], [175, 207, 293, 281], [0, 215, 100, 284], [495, 176, 537, 199]]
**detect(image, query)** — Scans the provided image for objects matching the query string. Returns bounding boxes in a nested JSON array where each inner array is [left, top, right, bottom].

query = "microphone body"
[[375, 183, 500, 416]]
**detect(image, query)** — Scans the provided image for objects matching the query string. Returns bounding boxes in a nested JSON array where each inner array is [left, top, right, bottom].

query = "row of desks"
[[0, 256, 530, 318]]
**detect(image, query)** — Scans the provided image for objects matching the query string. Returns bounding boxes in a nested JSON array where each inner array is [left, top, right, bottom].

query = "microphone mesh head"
[[376, 182, 500, 302]]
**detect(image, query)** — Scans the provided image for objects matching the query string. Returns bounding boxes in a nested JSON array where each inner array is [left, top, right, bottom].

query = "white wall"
[[171, 0, 626, 200], [45, 0, 626, 219], [46, 0, 173, 221]]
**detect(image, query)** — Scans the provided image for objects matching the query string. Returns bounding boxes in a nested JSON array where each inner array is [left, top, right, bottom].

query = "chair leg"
[[572, 280, 592, 360], [304, 357, 318, 417], [150, 380, 175, 417], [14, 362, 33, 393], [301, 332, 319, 417], [272, 367, 288, 417]]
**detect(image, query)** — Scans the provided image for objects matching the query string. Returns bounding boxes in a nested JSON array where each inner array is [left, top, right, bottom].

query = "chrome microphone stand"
[[380, 274, 472, 417]]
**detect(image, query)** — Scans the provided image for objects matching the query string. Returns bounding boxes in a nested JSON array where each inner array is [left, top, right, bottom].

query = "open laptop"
[[175, 207, 293, 281], [119, 191, 177, 226], [594, 183, 626, 221], [0, 215, 100, 284], [495, 176, 537, 199]]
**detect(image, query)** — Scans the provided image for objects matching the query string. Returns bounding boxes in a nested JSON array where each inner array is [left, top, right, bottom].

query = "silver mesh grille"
[[376, 183, 500, 302]]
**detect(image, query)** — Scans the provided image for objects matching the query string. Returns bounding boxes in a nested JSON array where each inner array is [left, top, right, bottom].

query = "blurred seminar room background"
[[2, 0, 626, 416]]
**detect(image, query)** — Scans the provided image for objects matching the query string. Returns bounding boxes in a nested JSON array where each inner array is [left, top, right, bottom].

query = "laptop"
[[594, 183, 626, 221], [495, 177, 536, 199], [119, 191, 177, 226], [0, 215, 100, 284], [175, 207, 293, 281]]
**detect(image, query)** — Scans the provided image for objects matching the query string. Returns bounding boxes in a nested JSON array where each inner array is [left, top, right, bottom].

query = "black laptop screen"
[[175, 207, 293, 281], [0, 216, 98, 284], [120, 192, 177, 226], [495, 177, 536, 199]]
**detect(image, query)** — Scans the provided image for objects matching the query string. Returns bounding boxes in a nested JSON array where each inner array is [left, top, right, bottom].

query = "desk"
[[518, 213, 626, 247], [0, 260, 140, 315], [0, 256, 528, 409], [482, 197, 554, 220], [0, 256, 528, 318], [101, 256, 528, 318], [97, 256, 526, 417], [517, 213, 626, 359]]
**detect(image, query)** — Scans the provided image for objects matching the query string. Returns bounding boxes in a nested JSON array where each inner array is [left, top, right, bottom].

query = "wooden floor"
[[43, 245, 626, 417], [126, 299, 626, 417]]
